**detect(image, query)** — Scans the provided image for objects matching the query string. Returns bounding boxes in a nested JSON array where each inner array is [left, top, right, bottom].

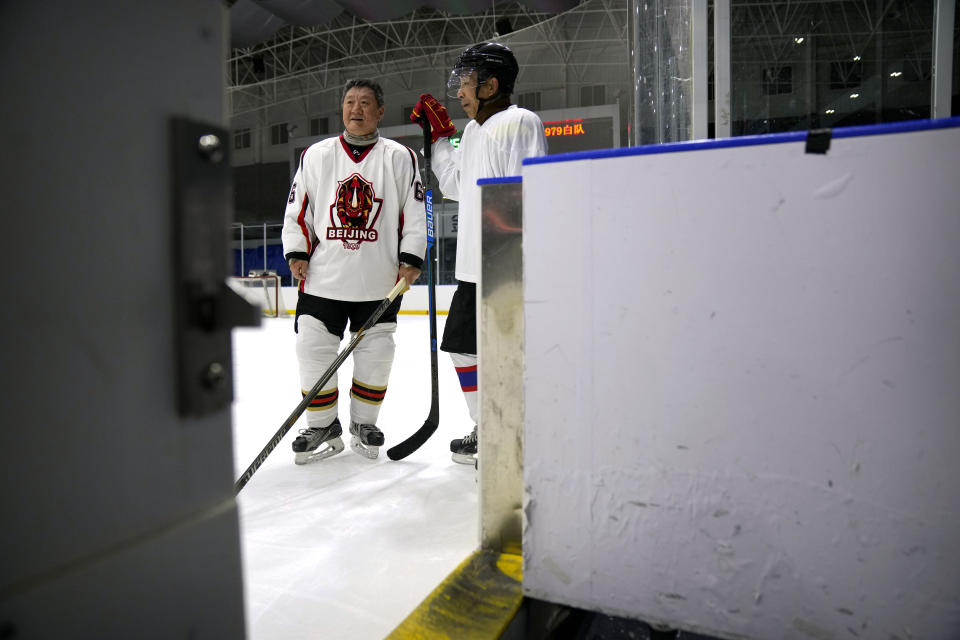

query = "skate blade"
[[451, 452, 476, 465], [350, 435, 380, 460], [294, 437, 345, 465]]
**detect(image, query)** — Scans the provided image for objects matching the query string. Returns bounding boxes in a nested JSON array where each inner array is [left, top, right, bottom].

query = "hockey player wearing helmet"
[[411, 43, 547, 465]]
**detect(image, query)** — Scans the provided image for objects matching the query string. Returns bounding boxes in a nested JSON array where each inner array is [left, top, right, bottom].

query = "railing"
[[231, 201, 459, 286], [232, 222, 281, 278]]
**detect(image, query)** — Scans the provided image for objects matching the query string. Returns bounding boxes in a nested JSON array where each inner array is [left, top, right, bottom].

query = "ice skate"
[[292, 418, 344, 465], [450, 425, 477, 465], [349, 422, 384, 459]]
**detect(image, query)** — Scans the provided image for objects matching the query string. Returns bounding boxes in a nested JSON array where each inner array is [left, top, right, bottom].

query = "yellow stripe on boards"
[[386, 550, 523, 640]]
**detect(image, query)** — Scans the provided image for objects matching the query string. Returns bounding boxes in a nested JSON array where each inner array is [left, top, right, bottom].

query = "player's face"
[[342, 87, 384, 137], [456, 72, 493, 120]]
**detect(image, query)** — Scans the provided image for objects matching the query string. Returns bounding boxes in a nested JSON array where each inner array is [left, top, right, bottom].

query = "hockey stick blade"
[[387, 331, 438, 461], [387, 414, 438, 460], [387, 304, 438, 461], [387, 339, 438, 461]]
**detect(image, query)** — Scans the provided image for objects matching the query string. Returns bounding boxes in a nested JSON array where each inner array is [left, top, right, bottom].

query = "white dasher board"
[[521, 119, 960, 640]]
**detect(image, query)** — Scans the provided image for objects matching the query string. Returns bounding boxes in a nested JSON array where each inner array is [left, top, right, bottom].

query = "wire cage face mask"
[[446, 68, 480, 99]]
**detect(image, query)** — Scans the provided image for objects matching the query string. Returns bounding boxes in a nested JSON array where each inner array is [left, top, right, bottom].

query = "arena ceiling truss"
[[226, 0, 629, 118], [226, 0, 949, 122]]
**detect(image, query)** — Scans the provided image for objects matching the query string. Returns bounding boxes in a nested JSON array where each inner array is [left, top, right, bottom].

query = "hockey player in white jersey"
[[283, 79, 426, 464], [411, 43, 548, 464]]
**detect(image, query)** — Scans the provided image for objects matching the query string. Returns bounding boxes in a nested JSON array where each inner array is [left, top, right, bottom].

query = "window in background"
[[271, 123, 289, 145], [309, 117, 328, 136], [234, 127, 251, 149], [580, 85, 605, 107], [518, 91, 541, 111]]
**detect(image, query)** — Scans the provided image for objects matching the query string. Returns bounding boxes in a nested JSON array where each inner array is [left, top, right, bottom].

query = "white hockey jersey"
[[431, 105, 547, 283], [282, 135, 427, 301]]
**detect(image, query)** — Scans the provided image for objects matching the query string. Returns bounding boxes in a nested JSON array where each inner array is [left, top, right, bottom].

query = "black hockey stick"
[[387, 116, 440, 460], [235, 278, 409, 493]]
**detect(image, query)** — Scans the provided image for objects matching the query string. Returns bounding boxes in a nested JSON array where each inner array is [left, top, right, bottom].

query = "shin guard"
[[450, 352, 478, 424], [295, 315, 342, 428]]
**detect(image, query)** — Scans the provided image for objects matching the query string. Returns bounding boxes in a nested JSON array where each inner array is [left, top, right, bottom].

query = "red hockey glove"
[[410, 93, 456, 143]]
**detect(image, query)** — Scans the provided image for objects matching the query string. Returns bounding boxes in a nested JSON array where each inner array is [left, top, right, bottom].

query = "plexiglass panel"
[[633, 0, 694, 143], [724, 0, 943, 135]]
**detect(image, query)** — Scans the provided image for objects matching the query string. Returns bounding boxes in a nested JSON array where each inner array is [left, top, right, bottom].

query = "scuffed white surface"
[[522, 127, 960, 639], [231, 315, 477, 640], [813, 172, 854, 199]]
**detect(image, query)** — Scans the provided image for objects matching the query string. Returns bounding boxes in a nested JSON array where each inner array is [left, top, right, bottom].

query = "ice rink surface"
[[231, 314, 478, 639]]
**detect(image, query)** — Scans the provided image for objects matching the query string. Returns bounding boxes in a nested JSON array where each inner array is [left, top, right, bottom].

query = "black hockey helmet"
[[446, 42, 519, 98]]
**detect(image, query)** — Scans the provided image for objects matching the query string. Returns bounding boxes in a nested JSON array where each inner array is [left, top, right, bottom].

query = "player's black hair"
[[341, 79, 385, 106]]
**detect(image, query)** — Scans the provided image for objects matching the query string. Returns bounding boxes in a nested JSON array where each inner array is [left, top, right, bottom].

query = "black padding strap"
[[805, 128, 832, 154]]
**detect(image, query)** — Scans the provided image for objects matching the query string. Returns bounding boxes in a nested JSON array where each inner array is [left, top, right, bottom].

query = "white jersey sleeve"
[[430, 136, 461, 201], [393, 144, 428, 265], [282, 150, 317, 261]]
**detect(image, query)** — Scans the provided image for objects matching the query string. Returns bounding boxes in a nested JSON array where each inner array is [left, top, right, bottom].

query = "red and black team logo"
[[327, 173, 383, 250]]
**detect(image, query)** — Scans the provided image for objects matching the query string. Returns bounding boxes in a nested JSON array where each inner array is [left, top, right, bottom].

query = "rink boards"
[[518, 118, 960, 639]]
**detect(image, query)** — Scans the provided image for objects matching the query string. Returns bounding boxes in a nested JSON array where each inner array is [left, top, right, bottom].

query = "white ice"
[[231, 314, 478, 639]]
